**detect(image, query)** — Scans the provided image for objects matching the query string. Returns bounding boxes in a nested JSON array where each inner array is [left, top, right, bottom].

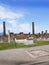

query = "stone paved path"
[[0, 45, 49, 65]]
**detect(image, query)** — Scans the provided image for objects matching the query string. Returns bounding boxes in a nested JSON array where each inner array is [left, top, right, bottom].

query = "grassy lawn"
[[34, 40, 49, 46], [0, 43, 34, 50], [0, 40, 49, 50]]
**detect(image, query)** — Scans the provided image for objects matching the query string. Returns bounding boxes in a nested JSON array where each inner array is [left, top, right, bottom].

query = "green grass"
[[34, 40, 49, 46], [0, 43, 34, 50], [0, 40, 49, 50]]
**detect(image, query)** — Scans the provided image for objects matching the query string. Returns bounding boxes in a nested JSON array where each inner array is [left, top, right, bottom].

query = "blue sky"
[[0, 0, 49, 34]]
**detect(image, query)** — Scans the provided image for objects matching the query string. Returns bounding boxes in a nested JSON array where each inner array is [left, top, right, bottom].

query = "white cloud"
[[19, 23, 32, 33], [0, 6, 23, 20], [0, 24, 3, 32], [6, 20, 18, 32], [6, 20, 32, 34], [0, 5, 32, 34], [0, 5, 24, 33]]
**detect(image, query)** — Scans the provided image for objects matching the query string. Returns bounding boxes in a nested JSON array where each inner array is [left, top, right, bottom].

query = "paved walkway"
[[0, 45, 49, 65]]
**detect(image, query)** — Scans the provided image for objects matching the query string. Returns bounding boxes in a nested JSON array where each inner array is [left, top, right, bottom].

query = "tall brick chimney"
[[32, 22, 34, 35], [3, 21, 6, 36]]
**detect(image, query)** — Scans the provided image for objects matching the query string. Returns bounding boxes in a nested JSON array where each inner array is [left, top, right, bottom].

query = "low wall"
[[15, 39, 34, 45]]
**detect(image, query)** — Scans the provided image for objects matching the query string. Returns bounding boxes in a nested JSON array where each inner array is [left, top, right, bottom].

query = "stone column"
[[41, 31, 44, 38], [8, 30, 10, 43], [32, 22, 34, 35], [3, 21, 6, 36], [45, 30, 48, 39]]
